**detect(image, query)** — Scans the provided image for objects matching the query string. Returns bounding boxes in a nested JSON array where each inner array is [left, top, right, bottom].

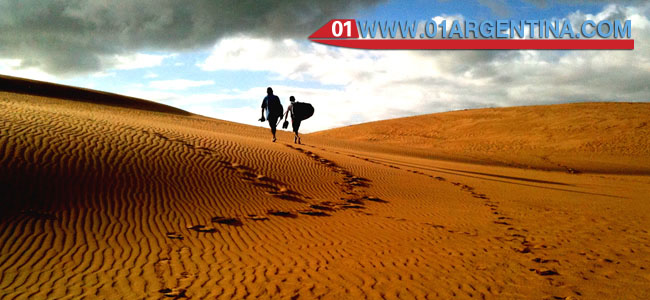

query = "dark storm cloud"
[[0, 0, 384, 74]]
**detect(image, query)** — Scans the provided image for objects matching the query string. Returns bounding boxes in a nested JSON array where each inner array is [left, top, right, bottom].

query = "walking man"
[[260, 87, 283, 142]]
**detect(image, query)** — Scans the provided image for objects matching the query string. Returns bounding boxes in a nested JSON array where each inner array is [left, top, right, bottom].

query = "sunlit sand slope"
[[312, 103, 650, 174], [1, 77, 649, 299]]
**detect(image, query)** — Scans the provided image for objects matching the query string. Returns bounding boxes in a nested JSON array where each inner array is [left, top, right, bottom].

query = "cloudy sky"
[[1, 0, 648, 132]]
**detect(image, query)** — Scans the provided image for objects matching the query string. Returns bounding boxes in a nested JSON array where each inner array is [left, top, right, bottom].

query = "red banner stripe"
[[309, 39, 634, 50]]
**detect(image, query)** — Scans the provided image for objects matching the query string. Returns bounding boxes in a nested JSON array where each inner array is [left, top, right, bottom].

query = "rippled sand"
[[1, 76, 649, 299]]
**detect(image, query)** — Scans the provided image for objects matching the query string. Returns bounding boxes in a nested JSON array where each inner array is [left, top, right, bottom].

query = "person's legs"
[[292, 120, 302, 144], [268, 117, 278, 142]]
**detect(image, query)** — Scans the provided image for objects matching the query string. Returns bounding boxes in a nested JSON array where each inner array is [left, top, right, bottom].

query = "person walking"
[[283, 96, 303, 144], [260, 87, 283, 142]]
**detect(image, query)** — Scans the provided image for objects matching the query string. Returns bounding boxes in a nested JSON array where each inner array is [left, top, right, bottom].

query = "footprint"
[[159, 288, 187, 298], [266, 187, 307, 203], [195, 146, 213, 152], [273, 193, 306, 203], [364, 196, 388, 203], [344, 197, 364, 205], [230, 160, 310, 203], [153, 132, 169, 140], [186, 225, 217, 233], [166, 232, 184, 240], [298, 210, 330, 217], [344, 176, 369, 187], [535, 269, 559, 276], [286, 147, 390, 220], [211, 216, 243, 226], [252, 182, 277, 189], [238, 170, 257, 180], [256, 174, 282, 185], [246, 214, 269, 221], [515, 246, 531, 253], [426, 223, 446, 229], [267, 210, 298, 218], [340, 204, 365, 209], [310, 204, 335, 211]]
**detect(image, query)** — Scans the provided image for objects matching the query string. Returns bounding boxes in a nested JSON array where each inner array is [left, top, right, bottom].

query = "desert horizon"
[[1, 75, 649, 299], [3, 73, 649, 173]]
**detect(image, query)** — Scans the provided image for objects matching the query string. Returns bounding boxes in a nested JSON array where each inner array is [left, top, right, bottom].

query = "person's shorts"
[[292, 119, 302, 133]]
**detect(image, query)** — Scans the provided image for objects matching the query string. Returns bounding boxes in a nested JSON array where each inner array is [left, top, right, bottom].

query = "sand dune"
[[1, 76, 649, 299], [0, 75, 190, 115], [312, 103, 650, 174]]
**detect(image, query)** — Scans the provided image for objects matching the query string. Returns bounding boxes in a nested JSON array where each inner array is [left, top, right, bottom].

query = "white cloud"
[[0, 59, 58, 82], [144, 72, 159, 79], [3, 4, 647, 133], [192, 4, 649, 131], [0, 59, 21, 68], [106, 53, 176, 70], [0, 53, 172, 80], [199, 38, 387, 85], [148, 79, 215, 90], [92, 71, 116, 78]]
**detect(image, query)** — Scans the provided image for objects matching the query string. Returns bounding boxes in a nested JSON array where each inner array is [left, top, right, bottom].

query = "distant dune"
[[0, 74, 191, 115], [312, 103, 650, 174], [1, 76, 649, 299]]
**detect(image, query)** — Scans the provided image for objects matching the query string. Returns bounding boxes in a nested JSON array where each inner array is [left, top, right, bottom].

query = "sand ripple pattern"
[[1, 91, 649, 299]]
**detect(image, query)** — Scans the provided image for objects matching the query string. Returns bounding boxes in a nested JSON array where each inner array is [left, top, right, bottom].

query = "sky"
[[0, 0, 648, 132]]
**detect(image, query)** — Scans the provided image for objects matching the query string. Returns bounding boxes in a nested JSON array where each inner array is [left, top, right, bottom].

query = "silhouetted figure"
[[283, 96, 314, 144], [260, 87, 283, 142]]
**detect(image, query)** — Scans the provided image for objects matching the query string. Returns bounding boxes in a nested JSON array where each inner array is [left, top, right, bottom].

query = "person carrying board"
[[283, 96, 314, 144]]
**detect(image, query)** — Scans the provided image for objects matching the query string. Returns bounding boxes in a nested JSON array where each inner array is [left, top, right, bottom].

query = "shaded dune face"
[[1, 90, 401, 299], [1, 78, 649, 299]]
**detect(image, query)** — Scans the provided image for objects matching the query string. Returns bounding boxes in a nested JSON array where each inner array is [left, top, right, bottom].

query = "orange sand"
[[1, 76, 649, 299], [313, 103, 650, 174]]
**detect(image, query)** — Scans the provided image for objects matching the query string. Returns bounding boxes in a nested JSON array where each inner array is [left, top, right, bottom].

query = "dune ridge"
[[311, 103, 650, 174], [1, 77, 649, 299], [0, 74, 190, 115]]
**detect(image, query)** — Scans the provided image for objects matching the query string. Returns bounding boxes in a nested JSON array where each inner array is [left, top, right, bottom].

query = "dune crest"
[[0, 75, 190, 115], [312, 103, 650, 174]]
